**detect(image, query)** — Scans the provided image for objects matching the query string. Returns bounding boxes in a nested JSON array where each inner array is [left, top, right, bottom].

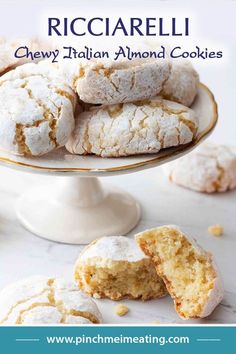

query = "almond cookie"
[[161, 61, 199, 107], [74, 236, 167, 300], [0, 276, 102, 325], [66, 97, 198, 157], [0, 38, 52, 76], [0, 62, 76, 156], [69, 58, 170, 104], [0, 38, 19, 76], [164, 142, 236, 193], [136, 225, 224, 319], [65, 59, 198, 106]]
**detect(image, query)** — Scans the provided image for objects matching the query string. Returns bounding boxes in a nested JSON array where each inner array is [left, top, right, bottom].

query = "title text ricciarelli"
[[47, 17, 190, 37]]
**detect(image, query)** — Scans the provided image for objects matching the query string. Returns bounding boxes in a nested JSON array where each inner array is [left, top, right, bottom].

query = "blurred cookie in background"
[[0, 37, 52, 76], [164, 141, 236, 193]]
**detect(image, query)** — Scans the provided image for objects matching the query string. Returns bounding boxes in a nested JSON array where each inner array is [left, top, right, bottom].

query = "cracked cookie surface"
[[66, 58, 170, 104], [160, 60, 199, 107], [66, 97, 198, 157], [0, 276, 102, 324], [164, 141, 236, 193], [0, 38, 19, 76], [0, 38, 52, 76], [64, 59, 198, 106], [0, 62, 76, 156]]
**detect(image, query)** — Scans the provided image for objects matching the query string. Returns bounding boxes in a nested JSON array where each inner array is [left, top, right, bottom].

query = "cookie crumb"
[[208, 224, 224, 236], [114, 304, 129, 316]]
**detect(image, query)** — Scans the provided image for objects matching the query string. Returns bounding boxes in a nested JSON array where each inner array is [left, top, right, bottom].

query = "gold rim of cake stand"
[[0, 83, 218, 175]]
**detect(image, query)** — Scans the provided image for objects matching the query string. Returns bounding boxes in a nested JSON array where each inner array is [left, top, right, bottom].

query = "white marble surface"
[[0, 161, 235, 324]]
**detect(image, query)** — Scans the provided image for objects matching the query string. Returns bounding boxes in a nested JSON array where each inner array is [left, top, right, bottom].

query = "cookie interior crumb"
[[114, 304, 129, 316], [75, 258, 167, 301], [208, 224, 224, 237], [136, 226, 217, 319]]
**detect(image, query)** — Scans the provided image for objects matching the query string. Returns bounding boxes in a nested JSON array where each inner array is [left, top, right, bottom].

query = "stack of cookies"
[[0, 53, 200, 157]]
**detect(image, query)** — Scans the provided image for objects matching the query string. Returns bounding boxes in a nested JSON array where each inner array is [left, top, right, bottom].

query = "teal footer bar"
[[1, 326, 235, 354]]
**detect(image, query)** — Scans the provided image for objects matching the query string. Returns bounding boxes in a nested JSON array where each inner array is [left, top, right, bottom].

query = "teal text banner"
[[1, 326, 235, 354]]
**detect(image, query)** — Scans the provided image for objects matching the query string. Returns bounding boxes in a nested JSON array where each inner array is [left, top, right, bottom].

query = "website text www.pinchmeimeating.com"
[[46, 334, 190, 347]]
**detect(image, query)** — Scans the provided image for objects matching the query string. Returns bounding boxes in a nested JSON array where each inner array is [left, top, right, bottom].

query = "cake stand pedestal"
[[15, 176, 141, 244], [0, 84, 217, 244]]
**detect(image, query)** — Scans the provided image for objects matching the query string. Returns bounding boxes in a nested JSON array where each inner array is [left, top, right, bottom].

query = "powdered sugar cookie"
[[164, 142, 236, 193], [0, 62, 76, 156], [0, 38, 52, 76], [0, 276, 102, 324], [136, 225, 224, 319], [69, 58, 171, 104], [0, 38, 19, 76], [161, 61, 199, 107], [65, 59, 198, 106], [74, 236, 167, 300], [66, 97, 198, 157], [21, 307, 93, 324]]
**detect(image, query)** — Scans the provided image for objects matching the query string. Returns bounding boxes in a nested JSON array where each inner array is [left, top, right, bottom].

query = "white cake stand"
[[0, 84, 217, 244]]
